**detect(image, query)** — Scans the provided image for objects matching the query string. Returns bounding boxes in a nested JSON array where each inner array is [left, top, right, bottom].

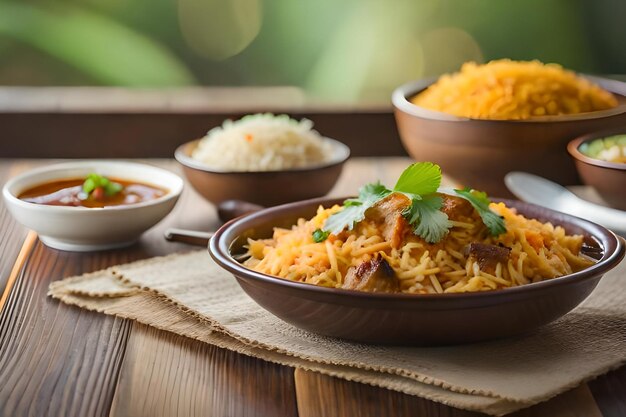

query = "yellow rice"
[[412, 60, 618, 120], [243, 202, 594, 294]]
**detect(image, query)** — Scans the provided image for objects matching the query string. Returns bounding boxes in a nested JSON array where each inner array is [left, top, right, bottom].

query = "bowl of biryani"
[[568, 128, 626, 210], [210, 163, 624, 345], [175, 114, 350, 207], [392, 60, 626, 196]]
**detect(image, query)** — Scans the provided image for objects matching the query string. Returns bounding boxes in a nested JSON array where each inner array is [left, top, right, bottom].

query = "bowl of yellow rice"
[[392, 60, 626, 196]]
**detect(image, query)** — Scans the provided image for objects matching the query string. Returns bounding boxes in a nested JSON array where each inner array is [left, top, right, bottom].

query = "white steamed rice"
[[191, 114, 335, 171]]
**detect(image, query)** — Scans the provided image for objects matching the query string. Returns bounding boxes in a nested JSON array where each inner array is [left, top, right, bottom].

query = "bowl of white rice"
[[175, 114, 350, 206]]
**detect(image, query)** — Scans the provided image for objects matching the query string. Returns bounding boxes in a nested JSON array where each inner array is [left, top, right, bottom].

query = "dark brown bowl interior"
[[392, 76, 626, 197], [209, 196, 625, 346], [567, 128, 626, 210], [175, 139, 350, 207]]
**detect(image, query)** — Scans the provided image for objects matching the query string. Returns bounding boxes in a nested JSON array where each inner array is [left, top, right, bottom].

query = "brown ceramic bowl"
[[209, 196, 625, 346], [568, 129, 626, 210], [392, 76, 626, 197], [175, 138, 350, 207]]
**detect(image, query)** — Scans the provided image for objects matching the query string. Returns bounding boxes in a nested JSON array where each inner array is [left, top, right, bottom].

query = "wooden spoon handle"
[[164, 228, 213, 247]]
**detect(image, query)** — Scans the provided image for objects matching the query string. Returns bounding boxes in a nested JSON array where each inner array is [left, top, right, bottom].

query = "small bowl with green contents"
[[2, 161, 183, 251], [568, 129, 626, 210]]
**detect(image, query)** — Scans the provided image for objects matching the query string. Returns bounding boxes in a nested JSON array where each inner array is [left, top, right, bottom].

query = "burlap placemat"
[[48, 250, 626, 416]]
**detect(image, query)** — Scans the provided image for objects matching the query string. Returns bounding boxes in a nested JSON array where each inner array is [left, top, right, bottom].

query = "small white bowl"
[[2, 161, 183, 251]]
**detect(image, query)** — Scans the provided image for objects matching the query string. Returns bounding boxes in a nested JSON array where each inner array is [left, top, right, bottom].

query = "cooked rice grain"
[[192, 114, 334, 171], [412, 60, 618, 120], [243, 203, 594, 294]]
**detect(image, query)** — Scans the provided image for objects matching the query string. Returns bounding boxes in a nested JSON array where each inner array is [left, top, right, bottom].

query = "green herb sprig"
[[312, 229, 330, 243], [453, 187, 507, 236], [323, 182, 391, 235], [82, 173, 123, 199], [316, 162, 505, 244]]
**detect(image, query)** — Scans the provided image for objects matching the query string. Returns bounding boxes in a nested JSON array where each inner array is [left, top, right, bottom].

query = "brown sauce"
[[18, 178, 167, 208]]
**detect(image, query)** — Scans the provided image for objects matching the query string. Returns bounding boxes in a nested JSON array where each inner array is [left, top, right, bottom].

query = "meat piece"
[[366, 193, 411, 248], [342, 255, 400, 293], [440, 193, 475, 221], [467, 243, 511, 274]]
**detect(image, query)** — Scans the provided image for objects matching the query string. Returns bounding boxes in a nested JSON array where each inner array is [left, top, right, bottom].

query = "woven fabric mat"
[[48, 250, 626, 416]]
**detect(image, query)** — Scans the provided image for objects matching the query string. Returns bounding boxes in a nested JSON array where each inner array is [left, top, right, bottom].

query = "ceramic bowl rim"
[[392, 74, 626, 123], [175, 137, 351, 176], [2, 160, 184, 214], [567, 129, 626, 172], [210, 196, 625, 302]]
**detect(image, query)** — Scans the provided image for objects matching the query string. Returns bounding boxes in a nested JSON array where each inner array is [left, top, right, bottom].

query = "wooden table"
[[0, 158, 624, 417]]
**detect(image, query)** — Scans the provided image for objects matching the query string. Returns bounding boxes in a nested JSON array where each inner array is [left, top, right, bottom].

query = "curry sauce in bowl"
[[19, 176, 167, 208], [3, 161, 183, 251]]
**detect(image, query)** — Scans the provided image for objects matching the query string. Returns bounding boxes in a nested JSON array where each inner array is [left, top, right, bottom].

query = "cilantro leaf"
[[322, 181, 391, 235], [321, 163, 503, 245], [312, 229, 330, 243], [82, 173, 124, 198], [393, 162, 442, 196], [359, 182, 392, 201], [82, 176, 97, 194], [403, 195, 452, 243], [454, 188, 506, 236], [104, 181, 123, 196], [323, 205, 367, 235]]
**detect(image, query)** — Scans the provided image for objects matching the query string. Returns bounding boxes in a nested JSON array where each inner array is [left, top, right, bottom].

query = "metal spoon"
[[504, 172, 626, 235]]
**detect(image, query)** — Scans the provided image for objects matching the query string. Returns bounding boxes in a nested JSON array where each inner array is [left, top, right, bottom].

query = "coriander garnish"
[[453, 187, 506, 236], [82, 173, 123, 201], [402, 194, 451, 244], [312, 229, 330, 243], [323, 182, 391, 235], [315, 162, 506, 244]]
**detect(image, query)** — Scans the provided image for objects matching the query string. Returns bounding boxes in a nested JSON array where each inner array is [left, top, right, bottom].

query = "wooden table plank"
[[0, 231, 36, 311], [294, 369, 481, 417], [294, 370, 605, 417], [0, 160, 215, 417], [588, 367, 626, 417], [0, 239, 132, 417], [0, 160, 31, 294], [110, 324, 298, 417]]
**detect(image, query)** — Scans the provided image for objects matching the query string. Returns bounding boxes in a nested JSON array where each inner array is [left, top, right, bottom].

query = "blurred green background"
[[0, 0, 623, 102]]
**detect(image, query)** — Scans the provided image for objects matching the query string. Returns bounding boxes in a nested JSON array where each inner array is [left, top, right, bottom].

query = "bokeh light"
[[0, 0, 623, 101], [421, 27, 483, 77], [178, 0, 262, 61], [306, 0, 426, 103]]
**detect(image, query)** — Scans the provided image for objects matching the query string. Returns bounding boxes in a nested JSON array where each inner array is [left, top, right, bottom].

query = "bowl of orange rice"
[[210, 195, 624, 345], [392, 60, 626, 196]]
